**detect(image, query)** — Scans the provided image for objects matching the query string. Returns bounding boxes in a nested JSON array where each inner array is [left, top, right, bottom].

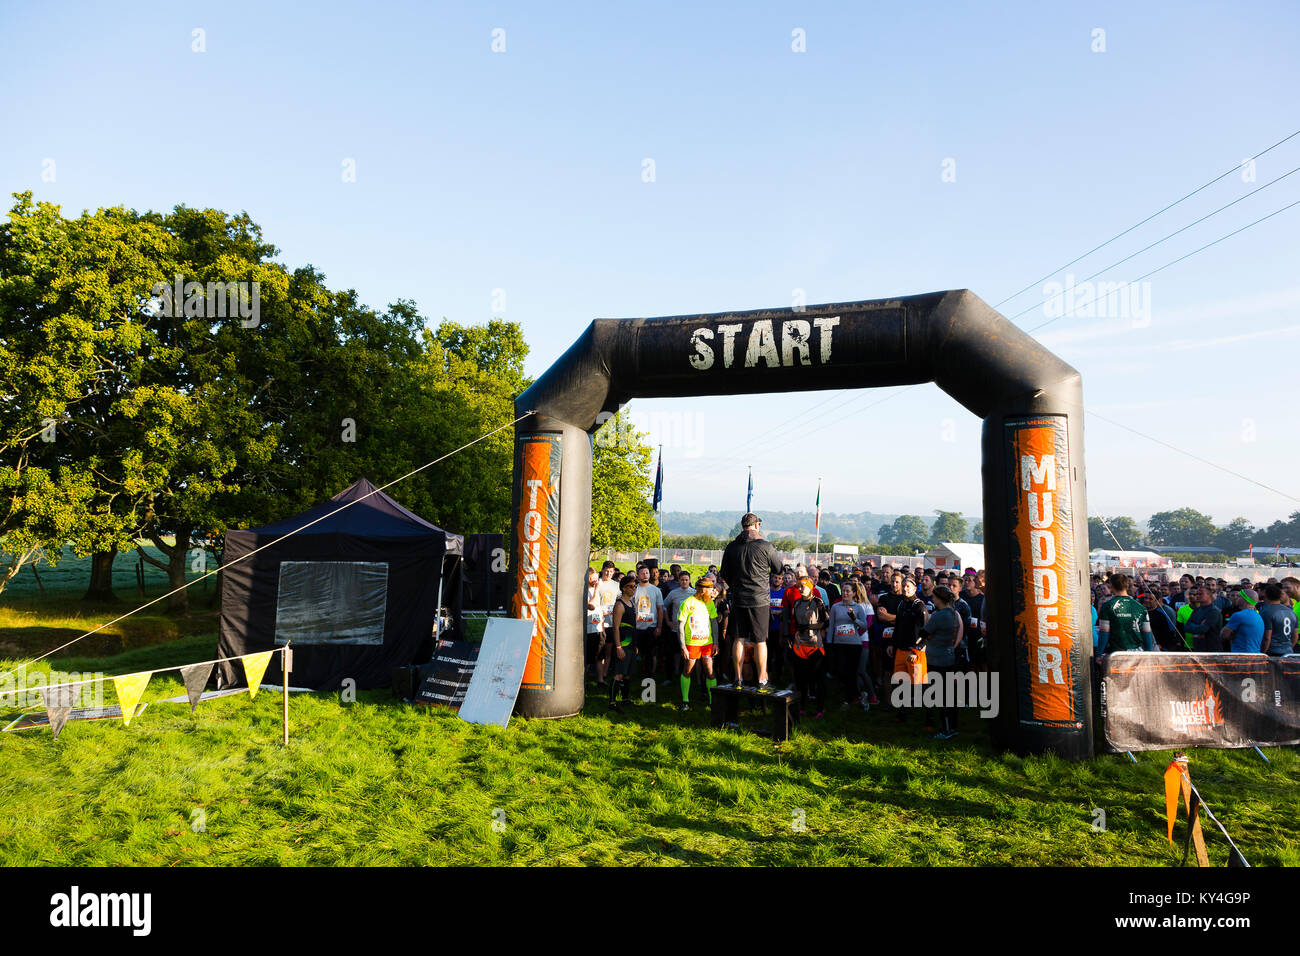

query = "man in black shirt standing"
[[720, 513, 783, 690]]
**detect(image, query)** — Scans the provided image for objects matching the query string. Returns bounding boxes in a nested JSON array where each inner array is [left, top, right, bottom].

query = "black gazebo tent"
[[216, 478, 458, 691]]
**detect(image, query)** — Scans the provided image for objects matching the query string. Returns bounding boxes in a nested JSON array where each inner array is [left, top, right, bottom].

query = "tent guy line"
[[0, 410, 538, 685]]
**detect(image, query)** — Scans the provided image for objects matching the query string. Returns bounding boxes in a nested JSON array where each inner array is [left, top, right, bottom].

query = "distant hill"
[[658, 510, 980, 543]]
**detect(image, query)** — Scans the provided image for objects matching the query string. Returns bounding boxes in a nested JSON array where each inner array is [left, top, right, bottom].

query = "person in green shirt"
[[1097, 573, 1154, 655], [677, 577, 719, 712], [1175, 599, 1194, 648]]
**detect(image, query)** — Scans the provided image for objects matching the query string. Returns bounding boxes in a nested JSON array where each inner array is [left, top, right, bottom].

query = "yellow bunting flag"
[[112, 673, 151, 727], [242, 651, 274, 698]]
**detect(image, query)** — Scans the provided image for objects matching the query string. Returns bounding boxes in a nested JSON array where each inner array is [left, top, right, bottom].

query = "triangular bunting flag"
[[39, 684, 77, 741], [112, 673, 151, 727], [179, 662, 215, 713], [242, 651, 274, 698]]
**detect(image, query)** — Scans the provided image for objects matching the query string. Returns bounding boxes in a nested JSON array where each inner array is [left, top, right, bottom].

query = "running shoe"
[[867, 694, 880, 706]]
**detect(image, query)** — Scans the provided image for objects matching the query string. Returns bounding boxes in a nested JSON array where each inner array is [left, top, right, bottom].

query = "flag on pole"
[[652, 446, 663, 513], [746, 467, 753, 513], [815, 479, 822, 533]]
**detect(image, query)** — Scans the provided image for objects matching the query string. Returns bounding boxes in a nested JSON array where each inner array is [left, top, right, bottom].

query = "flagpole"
[[656, 445, 663, 564], [815, 477, 822, 562]]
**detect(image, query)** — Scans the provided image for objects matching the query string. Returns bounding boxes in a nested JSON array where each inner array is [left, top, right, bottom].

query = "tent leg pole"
[[435, 573, 446, 640], [1254, 746, 1269, 763], [282, 644, 290, 746]]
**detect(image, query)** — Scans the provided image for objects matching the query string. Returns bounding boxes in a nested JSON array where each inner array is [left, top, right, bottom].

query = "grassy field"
[[1, 614, 1296, 866], [1, 543, 214, 600]]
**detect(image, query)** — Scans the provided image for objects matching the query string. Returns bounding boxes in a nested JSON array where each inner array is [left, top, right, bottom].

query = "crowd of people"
[[585, 513, 989, 739], [583, 516, 1300, 741], [1092, 571, 1300, 658]]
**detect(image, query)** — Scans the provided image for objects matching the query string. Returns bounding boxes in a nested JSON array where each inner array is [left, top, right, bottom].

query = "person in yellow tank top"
[[677, 577, 718, 712]]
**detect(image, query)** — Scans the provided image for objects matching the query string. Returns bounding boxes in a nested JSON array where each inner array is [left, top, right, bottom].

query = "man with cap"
[[1221, 589, 1264, 653], [720, 513, 783, 690]]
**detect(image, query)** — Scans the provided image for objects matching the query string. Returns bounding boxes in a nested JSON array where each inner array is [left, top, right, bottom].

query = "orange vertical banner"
[[1005, 416, 1081, 729], [511, 434, 562, 691]]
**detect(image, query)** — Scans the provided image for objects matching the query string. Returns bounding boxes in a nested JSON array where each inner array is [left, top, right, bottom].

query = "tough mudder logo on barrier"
[[1101, 654, 1300, 751], [511, 434, 561, 691], [1169, 679, 1225, 731], [1006, 415, 1082, 730]]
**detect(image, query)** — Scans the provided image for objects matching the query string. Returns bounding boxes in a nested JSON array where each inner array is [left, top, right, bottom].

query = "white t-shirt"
[[586, 585, 604, 634], [595, 578, 620, 628], [633, 584, 664, 629]]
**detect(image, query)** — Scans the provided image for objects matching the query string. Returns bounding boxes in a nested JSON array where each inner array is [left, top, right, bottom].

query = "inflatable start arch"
[[508, 291, 1094, 759]]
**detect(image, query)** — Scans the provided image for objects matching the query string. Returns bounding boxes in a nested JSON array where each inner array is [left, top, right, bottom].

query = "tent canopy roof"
[[1089, 549, 1165, 559], [251, 478, 463, 552]]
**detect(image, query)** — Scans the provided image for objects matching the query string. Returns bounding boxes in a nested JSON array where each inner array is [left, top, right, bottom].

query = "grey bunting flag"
[[179, 663, 215, 713], [40, 684, 78, 741]]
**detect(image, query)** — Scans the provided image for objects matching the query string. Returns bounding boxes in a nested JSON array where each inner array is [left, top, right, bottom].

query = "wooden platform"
[[709, 682, 799, 742]]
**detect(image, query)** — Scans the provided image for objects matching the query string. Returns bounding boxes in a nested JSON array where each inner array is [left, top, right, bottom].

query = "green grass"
[[0, 596, 220, 661], [2, 632, 1296, 866], [1, 542, 214, 600]]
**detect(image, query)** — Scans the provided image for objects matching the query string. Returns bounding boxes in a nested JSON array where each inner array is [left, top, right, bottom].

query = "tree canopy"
[[589, 411, 659, 555], [0, 192, 529, 599]]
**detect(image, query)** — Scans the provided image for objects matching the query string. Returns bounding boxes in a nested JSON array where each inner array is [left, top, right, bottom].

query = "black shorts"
[[730, 604, 768, 644], [636, 627, 657, 657]]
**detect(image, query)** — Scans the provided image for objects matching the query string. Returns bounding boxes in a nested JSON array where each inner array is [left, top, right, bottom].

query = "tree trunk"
[[166, 529, 191, 613], [0, 545, 40, 598], [140, 525, 193, 613], [84, 547, 118, 601]]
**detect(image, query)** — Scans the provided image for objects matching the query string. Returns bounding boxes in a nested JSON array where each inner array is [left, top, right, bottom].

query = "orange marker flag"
[[1163, 754, 1190, 842]]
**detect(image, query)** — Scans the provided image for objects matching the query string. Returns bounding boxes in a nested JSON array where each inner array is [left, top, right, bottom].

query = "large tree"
[[1147, 507, 1217, 548], [880, 515, 930, 550], [1261, 512, 1300, 549], [1, 192, 534, 607], [0, 194, 181, 598], [1214, 517, 1257, 555], [590, 411, 658, 554], [930, 510, 968, 543], [1088, 515, 1143, 550]]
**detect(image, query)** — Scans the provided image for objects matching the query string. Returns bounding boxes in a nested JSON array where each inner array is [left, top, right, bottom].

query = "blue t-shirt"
[[1091, 605, 1099, 650], [1226, 609, 1264, 653]]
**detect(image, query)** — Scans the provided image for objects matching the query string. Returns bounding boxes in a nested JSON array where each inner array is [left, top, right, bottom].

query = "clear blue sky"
[[4, 1, 1298, 529]]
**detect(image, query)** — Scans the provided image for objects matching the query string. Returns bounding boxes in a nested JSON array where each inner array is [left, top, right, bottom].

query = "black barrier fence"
[[1099, 652, 1300, 752]]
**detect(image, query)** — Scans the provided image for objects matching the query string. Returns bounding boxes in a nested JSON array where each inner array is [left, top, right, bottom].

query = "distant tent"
[[925, 542, 985, 572], [216, 478, 462, 691]]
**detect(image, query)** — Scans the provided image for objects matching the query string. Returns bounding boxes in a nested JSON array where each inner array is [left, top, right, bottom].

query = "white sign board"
[[457, 617, 534, 728]]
